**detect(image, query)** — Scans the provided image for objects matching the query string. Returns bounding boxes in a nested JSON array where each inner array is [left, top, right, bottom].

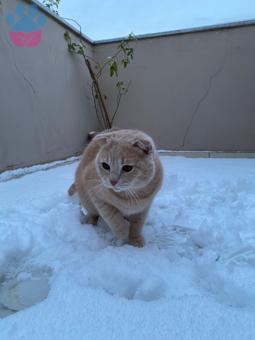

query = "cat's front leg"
[[93, 199, 129, 242], [128, 211, 148, 247]]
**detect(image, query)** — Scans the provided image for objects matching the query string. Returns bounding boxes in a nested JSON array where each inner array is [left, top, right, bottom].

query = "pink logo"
[[9, 31, 42, 48], [6, 2, 46, 48]]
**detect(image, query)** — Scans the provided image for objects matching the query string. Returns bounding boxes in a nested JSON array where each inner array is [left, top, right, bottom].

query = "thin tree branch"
[[91, 84, 104, 129], [62, 18, 136, 130], [110, 81, 131, 125], [62, 16, 101, 69], [96, 43, 129, 79], [83, 56, 111, 128]]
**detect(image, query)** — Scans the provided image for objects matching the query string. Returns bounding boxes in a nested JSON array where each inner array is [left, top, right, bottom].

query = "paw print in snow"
[[6, 3, 46, 48]]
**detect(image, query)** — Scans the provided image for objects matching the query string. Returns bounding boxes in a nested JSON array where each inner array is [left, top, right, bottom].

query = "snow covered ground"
[[0, 156, 255, 339]]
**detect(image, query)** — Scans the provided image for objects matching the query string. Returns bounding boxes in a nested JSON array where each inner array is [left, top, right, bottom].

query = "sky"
[[54, 0, 255, 40]]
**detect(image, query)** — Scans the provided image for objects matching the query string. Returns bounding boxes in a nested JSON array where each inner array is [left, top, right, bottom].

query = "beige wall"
[[95, 25, 255, 151], [0, 0, 98, 172], [0, 0, 255, 172]]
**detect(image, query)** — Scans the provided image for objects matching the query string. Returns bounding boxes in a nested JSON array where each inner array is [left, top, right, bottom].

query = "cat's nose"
[[110, 179, 118, 186]]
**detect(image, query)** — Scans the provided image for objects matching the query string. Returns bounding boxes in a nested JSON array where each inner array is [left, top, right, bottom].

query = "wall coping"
[[30, 0, 255, 45], [95, 20, 255, 45]]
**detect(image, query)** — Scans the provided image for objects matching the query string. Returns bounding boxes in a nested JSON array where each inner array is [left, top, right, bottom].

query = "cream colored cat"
[[68, 129, 163, 247]]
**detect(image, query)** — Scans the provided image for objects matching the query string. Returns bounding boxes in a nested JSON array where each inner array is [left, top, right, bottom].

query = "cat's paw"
[[86, 215, 99, 225], [128, 235, 145, 248], [6, 3, 46, 32], [68, 183, 77, 196], [79, 211, 99, 225], [113, 220, 130, 244], [110, 237, 127, 247]]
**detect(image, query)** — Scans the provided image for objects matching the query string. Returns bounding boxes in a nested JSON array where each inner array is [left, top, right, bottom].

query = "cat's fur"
[[68, 129, 163, 247]]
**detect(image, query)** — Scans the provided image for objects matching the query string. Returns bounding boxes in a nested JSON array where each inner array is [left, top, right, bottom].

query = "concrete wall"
[[95, 25, 255, 151], [0, 0, 255, 172], [0, 0, 98, 172]]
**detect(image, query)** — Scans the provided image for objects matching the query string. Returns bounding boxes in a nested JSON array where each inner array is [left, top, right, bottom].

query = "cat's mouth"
[[111, 185, 126, 192], [112, 187, 122, 192], [105, 183, 128, 192], [102, 179, 130, 192]]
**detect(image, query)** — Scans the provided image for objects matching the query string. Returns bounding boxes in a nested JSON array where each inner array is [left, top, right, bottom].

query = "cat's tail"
[[68, 183, 77, 196]]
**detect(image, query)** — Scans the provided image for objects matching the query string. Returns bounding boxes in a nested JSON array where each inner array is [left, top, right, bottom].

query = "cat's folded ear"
[[94, 132, 112, 143], [133, 139, 153, 155], [90, 127, 119, 143]]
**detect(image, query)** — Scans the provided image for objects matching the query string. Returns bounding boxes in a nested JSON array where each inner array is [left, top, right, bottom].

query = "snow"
[[0, 156, 79, 182], [0, 156, 255, 339]]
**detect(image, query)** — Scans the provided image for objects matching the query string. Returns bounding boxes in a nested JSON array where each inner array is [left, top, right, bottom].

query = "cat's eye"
[[122, 165, 133, 172], [102, 162, 110, 170]]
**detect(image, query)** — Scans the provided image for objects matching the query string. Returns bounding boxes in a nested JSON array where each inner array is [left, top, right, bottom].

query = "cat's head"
[[94, 130, 156, 192]]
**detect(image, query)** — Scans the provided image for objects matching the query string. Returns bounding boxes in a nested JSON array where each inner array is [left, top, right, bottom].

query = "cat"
[[68, 129, 163, 247]]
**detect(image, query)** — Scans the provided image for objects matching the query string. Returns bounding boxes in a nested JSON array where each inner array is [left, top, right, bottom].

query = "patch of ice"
[[0, 278, 50, 311]]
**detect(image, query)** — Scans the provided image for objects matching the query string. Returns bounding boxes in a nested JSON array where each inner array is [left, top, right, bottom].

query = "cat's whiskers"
[[130, 187, 139, 200], [127, 188, 139, 206], [126, 190, 133, 206]]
